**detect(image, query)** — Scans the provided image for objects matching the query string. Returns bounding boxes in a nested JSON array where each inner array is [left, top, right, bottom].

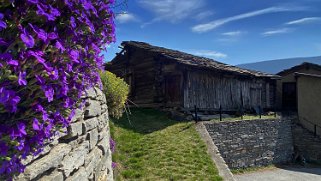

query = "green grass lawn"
[[110, 108, 222, 181]]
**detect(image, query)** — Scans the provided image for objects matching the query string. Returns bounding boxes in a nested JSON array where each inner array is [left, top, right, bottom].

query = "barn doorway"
[[282, 82, 297, 110], [165, 75, 181, 105]]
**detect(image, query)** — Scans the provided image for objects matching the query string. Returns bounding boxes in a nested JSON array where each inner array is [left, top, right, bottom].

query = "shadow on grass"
[[111, 108, 183, 134]]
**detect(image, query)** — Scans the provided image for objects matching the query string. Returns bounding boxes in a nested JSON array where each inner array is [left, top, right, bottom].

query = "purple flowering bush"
[[0, 0, 115, 179]]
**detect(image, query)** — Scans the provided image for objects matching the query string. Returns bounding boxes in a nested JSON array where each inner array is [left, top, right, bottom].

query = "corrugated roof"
[[121, 41, 278, 78]]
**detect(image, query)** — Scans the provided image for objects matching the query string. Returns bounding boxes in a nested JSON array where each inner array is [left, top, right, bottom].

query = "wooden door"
[[282, 82, 297, 110], [165, 75, 181, 104]]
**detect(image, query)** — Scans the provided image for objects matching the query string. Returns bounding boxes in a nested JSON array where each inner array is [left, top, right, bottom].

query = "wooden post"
[[314, 125, 317, 138], [219, 105, 222, 122], [194, 105, 198, 123], [259, 105, 262, 119]]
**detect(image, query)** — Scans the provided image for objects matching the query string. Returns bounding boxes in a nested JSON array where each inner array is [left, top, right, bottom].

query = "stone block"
[[84, 100, 101, 118], [67, 121, 83, 137], [65, 167, 87, 181], [97, 136, 110, 155], [97, 113, 108, 132], [60, 141, 89, 177], [83, 117, 98, 132], [85, 148, 102, 177], [39, 171, 64, 181], [87, 129, 99, 150], [21, 138, 59, 166], [101, 104, 108, 113], [71, 108, 84, 123], [94, 87, 103, 97], [21, 144, 71, 180], [83, 87, 97, 99], [98, 129, 109, 141]]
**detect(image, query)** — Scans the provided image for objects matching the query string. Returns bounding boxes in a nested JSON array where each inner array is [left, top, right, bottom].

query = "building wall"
[[276, 68, 321, 109], [297, 75, 321, 136], [204, 119, 293, 169], [15, 88, 113, 181], [108, 48, 158, 106], [184, 70, 275, 110]]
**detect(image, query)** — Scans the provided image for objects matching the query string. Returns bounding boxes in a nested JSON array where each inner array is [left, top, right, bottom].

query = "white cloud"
[[222, 31, 245, 36], [115, 13, 138, 24], [194, 11, 214, 20], [188, 50, 227, 59], [262, 28, 292, 36], [286, 17, 321, 25], [191, 6, 307, 33], [139, 0, 204, 24]]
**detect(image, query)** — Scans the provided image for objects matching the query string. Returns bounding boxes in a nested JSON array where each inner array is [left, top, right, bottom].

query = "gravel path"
[[235, 166, 321, 181]]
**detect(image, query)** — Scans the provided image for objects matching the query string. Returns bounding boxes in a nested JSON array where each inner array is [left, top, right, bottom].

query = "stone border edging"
[[195, 122, 235, 181]]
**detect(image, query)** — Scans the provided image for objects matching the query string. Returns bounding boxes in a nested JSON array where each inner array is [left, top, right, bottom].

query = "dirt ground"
[[235, 165, 321, 181]]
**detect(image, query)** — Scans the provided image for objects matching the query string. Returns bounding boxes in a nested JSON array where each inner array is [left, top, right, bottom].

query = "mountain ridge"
[[237, 56, 321, 74]]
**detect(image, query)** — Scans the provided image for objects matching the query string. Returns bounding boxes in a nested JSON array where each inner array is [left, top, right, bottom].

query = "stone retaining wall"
[[205, 119, 293, 169], [15, 87, 113, 181]]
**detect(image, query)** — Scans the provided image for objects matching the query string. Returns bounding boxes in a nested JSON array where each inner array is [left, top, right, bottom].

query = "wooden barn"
[[106, 41, 278, 112]]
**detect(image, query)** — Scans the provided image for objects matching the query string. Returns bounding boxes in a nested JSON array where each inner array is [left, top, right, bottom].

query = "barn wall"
[[184, 70, 273, 110], [108, 48, 159, 106]]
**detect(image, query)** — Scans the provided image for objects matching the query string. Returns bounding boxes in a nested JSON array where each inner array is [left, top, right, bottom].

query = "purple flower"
[[17, 123, 27, 136], [20, 28, 35, 48], [50, 68, 59, 80], [35, 75, 46, 85], [10, 123, 27, 139], [17, 139, 25, 151], [0, 87, 21, 113], [32, 118, 41, 131], [0, 21, 6, 30], [0, 13, 6, 31], [28, 50, 53, 70], [112, 162, 117, 169], [0, 141, 8, 156], [70, 16, 76, 28], [0, 38, 7, 46], [18, 71, 27, 86], [9, 96, 21, 112], [43, 86, 54, 102], [27, 0, 38, 4], [36, 4, 61, 21], [44, 123, 53, 137], [69, 50, 79, 63], [110, 137, 116, 152], [8, 59, 19, 66], [55, 41, 65, 52], [48, 32, 58, 40], [29, 24, 47, 42]]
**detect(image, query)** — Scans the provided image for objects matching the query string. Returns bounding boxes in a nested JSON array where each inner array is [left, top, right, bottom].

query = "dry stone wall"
[[205, 119, 293, 169], [15, 87, 113, 181]]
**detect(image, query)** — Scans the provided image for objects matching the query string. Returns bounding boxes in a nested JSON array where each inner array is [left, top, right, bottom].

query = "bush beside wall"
[[100, 71, 129, 119]]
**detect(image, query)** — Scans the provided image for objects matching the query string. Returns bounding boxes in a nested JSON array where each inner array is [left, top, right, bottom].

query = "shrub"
[[0, 1, 115, 179], [100, 71, 129, 119]]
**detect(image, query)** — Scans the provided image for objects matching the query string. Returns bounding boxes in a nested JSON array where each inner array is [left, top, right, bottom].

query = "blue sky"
[[104, 0, 321, 65]]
